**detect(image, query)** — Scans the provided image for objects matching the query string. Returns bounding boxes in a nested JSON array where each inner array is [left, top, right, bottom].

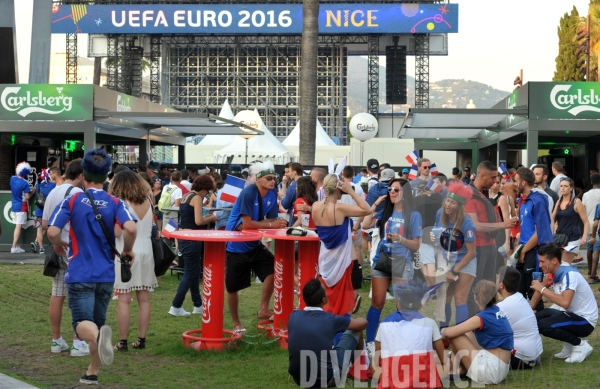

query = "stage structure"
[[53, 1, 458, 145]]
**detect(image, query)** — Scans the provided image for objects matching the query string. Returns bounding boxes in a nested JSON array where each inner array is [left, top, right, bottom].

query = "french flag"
[[220, 175, 246, 203], [430, 163, 439, 176], [377, 313, 442, 389], [408, 165, 418, 180], [205, 166, 211, 173], [426, 179, 443, 193], [498, 163, 507, 174], [405, 150, 419, 166], [421, 281, 444, 304]]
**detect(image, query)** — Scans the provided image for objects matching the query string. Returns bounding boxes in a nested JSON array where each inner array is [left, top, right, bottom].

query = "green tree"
[[299, 0, 319, 165], [554, 6, 585, 81]]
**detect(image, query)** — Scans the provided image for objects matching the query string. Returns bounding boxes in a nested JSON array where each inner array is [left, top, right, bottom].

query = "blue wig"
[[15, 162, 31, 178], [82, 149, 112, 183]]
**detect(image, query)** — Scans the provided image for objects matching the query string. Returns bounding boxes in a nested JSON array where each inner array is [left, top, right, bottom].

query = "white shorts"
[[419, 244, 435, 265], [467, 349, 510, 385], [52, 268, 68, 297], [11, 212, 27, 225], [563, 239, 580, 254]]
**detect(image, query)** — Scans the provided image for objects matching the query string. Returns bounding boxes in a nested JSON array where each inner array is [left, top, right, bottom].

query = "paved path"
[[0, 373, 38, 389]]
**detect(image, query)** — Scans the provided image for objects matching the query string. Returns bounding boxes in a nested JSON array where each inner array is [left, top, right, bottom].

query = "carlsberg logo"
[[550, 85, 600, 116], [1, 86, 73, 117]]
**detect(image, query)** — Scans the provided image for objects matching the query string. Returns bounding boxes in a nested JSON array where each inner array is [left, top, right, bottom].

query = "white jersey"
[[559, 270, 598, 327], [338, 182, 364, 224], [42, 183, 83, 243], [497, 293, 543, 361]]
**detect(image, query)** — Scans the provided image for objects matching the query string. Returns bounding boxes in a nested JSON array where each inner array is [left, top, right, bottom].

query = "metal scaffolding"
[[414, 33, 430, 109], [66, 33, 77, 84], [367, 35, 379, 119], [163, 36, 347, 143], [150, 35, 161, 103]]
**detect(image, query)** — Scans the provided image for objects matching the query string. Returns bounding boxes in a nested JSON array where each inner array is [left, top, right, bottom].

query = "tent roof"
[[199, 99, 237, 146], [282, 119, 337, 146]]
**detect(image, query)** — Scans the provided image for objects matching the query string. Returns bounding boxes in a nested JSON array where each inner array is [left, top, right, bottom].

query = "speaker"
[[385, 46, 407, 105]]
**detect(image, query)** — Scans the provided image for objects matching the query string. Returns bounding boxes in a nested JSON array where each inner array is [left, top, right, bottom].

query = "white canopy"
[[214, 110, 295, 164], [282, 119, 337, 146], [199, 99, 236, 146]]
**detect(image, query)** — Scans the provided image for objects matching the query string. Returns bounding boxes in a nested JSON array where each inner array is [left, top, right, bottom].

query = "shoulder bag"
[[43, 186, 75, 277], [84, 191, 132, 283]]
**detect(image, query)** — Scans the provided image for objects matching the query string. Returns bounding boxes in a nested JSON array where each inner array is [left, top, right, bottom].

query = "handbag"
[[43, 244, 60, 277], [553, 233, 570, 247], [84, 191, 132, 283], [374, 249, 406, 279], [152, 236, 177, 277]]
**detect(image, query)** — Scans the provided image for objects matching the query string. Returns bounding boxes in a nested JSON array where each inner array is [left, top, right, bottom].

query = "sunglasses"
[[263, 176, 276, 181], [388, 187, 402, 193], [421, 166, 431, 170]]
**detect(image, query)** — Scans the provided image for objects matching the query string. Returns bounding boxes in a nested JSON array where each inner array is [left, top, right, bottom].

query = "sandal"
[[588, 276, 600, 284], [132, 337, 146, 349], [114, 339, 128, 352]]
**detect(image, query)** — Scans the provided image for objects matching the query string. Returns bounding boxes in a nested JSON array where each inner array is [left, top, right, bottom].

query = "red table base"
[[297, 240, 321, 309], [182, 329, 242, 351]]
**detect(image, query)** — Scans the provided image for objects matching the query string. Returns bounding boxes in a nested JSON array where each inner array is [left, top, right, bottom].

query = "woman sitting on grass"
[[440, 280, 513, 385]]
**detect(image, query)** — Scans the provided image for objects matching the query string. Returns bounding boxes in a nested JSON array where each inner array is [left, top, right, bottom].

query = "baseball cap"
[[402, 168, 409, 174], [366, 158, 380, 173], [463, 166, 471, 172], [379, 168, 396, 182], [147, 161, 160, 173]]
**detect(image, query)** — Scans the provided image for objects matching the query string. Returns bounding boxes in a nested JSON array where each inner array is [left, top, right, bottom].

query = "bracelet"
[[540, 287, 546, 295], [269, 222, 272, 228]]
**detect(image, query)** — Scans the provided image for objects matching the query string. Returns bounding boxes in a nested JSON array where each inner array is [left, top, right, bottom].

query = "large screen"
[[51, 3, 458, 35]]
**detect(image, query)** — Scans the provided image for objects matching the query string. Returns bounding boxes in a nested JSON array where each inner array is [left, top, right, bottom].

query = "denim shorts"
[[67, 282, 113, 332], [587, 233, 600, 251], [371, 259, 414, 281], [454, 257, 477, 277], [419, 244, 435, 266]]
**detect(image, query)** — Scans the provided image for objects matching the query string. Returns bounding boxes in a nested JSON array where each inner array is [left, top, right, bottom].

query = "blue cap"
[[402, 168, 409, 174], [82, 149, 112, 182]]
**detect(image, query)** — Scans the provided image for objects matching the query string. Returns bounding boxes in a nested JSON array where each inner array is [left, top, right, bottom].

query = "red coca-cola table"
[[259, 229, 320, 348], [163, 229, 263, 351]]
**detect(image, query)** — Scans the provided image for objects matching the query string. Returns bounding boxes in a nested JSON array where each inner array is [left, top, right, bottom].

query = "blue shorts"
[[419, 244, 435, 266], [67, 282, 113, 333], [454, 257, 477, 277], [371, 259, 414, 281], [587, 233, 600, 251]]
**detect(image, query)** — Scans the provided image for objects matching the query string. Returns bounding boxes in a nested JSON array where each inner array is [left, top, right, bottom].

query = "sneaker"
[[71, 343, 90, 357], [366, 341, 375, 365], [30, 241, 39, 253], [39, 247, 45, 254], [97, 325, 114, 366], [192, 306, 203, 315], [255, 276, 263, 284], [565, 340, 593, 363], [11, 247, 25, 254], [80, 374, 98, 385], [169, 306, 191, 316], [51, 339, 69, 353], [386, 292, 394, 301], [352, 294, 362, 314], [554, 342, 574, 359]]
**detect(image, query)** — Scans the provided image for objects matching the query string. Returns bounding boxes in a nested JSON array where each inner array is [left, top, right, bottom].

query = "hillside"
[[346, 56, 510, 114]]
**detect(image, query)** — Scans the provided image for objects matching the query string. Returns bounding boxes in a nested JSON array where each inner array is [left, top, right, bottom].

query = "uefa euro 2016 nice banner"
[[51, 3, 458, 34]]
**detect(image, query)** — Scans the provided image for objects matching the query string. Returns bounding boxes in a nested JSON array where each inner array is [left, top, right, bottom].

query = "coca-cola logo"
[[273, 260, 284, 315], [202, 265, 212, 324]]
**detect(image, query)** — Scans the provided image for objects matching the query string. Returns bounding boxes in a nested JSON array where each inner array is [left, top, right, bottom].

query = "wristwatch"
[[450, 268, 458, 276]]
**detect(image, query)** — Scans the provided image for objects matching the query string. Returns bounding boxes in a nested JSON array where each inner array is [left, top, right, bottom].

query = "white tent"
[[198, 99, 236, 146], [282, 119, 337, 146], [214, 110, 295, 164]]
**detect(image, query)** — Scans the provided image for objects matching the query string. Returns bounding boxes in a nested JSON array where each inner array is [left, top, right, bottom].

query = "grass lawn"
[[0, 262, 599, 389]]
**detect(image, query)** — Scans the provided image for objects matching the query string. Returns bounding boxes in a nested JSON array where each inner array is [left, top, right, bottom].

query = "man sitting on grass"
[[288, 279, 368, 388]]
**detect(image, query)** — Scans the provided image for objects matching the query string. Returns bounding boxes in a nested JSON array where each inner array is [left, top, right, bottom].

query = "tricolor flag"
[[378, 313, 443, 389], [205, 165, 210, 173], [498, 163, 507, 174], [164, 218, 178, 233], [220, 175, 246, 203], [408, 165, 418, 180], [426, 179, 443, 193], [405, 150, 419, 166], [421, 281, 444, 304], [430, 163, 439, 176]]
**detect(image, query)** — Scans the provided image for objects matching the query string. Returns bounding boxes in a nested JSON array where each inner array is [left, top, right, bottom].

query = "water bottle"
[[498, 245, 509, 260]]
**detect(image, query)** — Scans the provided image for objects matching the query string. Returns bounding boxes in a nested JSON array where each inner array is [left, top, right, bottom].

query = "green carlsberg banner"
[[530, 82, 600, 120], [0, 84, 93, 120]]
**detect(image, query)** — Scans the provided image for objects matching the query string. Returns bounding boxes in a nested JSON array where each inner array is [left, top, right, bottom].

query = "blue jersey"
[[374, 209, 422, 263], [10, 176, 31, 212], [34, 181, 56, 217], [366, 182, 389, 214], [49, 189, 136, 284], [474, 305, 514, 351], [280, 180, 297, 226], [226, 185, 278, 253], [520, 191, 553, 246], [434, 209, 476, 263]]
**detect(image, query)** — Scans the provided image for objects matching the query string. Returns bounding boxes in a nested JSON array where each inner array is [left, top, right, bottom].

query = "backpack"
[[157, 186, 177, 213], [35, 184, 46, 209]]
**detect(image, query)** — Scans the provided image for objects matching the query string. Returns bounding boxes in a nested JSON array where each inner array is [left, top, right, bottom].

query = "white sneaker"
[[192, 306, 203, 315], [97, 325, 114, 366], [70, 342, 90, 357], [255, 276, 262, 284], [366, 341, 375, 365], [554, 342, 574, 359], [565, 340, 593, 363], [11, 247, 25, 254], [50, 339, 69, 353], [386, 292, 394, 301], [169, 306, 191, 316]]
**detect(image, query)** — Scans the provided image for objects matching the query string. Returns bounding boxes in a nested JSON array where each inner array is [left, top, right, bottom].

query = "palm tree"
[[299, 0, 319, 165], [577, 4, 600, 80]]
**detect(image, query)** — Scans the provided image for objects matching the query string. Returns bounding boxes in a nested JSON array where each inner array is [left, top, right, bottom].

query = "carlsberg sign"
[[530, 82, 600, 120], [0, 85, 93, 120]]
